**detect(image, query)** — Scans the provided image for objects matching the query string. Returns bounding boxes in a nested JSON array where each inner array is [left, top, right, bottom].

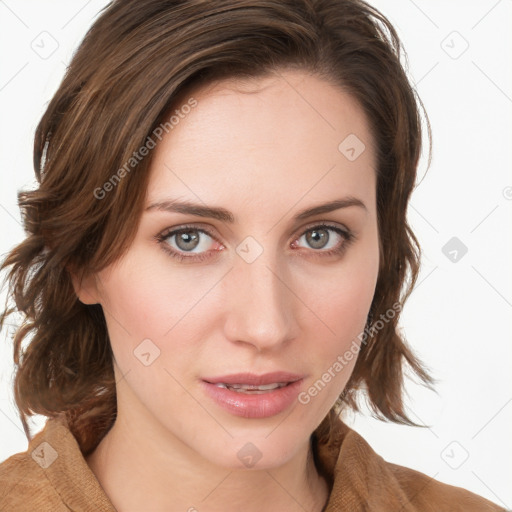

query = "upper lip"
[[203, 372, 304, 386]]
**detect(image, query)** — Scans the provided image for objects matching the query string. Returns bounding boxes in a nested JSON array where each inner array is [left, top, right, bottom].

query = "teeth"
[[230, 383, 285, 390], [214, 382, 288, 393]]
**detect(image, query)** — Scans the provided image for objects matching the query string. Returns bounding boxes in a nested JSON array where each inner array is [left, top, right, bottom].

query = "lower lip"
[[201, 380, 303, 419]]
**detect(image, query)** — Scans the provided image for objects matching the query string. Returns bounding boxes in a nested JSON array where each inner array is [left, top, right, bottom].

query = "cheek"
[[95, 260, 206, 397], [325, 270, 376, 340], [295, 238, 378, 416], [304, 236, 379, 349], [301, 276, 373, 398], [293, 250, 378, 415], [96, 250, 215, 341]]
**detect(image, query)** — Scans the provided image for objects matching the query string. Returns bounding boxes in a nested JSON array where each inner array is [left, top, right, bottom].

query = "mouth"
[[201, 372, 305, 418]]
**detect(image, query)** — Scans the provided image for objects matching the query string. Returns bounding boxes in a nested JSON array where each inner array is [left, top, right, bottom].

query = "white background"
[[0, 0, 511, 508]]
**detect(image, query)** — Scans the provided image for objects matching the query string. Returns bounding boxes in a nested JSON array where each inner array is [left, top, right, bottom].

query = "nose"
[[222, 248, 299, 352]]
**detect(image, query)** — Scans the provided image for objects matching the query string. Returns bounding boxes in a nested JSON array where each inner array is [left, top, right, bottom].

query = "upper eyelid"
[[159, 224, 222, 244], [297, 220, 351, 235]]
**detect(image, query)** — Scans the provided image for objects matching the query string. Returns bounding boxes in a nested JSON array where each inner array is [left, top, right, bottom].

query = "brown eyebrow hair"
[[145, 197, 367, 223]]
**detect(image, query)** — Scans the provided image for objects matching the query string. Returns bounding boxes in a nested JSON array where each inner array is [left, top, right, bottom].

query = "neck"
[[86, 404, 329, 512]]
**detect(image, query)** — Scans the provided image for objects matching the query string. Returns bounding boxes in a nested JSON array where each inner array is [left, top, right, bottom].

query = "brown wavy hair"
[[0, 0, 433, 456]]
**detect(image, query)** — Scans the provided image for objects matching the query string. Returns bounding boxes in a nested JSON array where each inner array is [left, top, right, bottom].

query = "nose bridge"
[[223, 244, 296, 350]]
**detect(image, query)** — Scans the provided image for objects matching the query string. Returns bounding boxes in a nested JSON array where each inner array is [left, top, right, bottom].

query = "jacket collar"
[[33, 414, 425, 511], [312, 412, 421, 511]]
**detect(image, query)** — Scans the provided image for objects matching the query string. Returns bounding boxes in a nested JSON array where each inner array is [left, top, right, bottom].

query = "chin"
[[196, 427, 311, 472]]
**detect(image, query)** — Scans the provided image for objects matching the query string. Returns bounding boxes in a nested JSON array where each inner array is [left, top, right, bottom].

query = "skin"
[[75, 69, 380, 512]]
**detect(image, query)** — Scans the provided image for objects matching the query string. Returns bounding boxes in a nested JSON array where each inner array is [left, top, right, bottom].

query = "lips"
[[201, 372, 305, 418]]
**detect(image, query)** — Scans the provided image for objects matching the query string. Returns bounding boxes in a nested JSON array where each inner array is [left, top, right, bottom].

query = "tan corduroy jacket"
[[0, 415, 505, 511]]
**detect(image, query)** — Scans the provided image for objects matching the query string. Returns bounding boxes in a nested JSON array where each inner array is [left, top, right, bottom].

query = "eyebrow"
[[146, 196, 366, 223]]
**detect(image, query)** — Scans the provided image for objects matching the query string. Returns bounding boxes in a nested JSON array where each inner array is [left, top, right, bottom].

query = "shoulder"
[[0, 417, 116, 512], [0, 444, 68, 511], [316, 418, 506, 512], [386, 460, 506, 511]]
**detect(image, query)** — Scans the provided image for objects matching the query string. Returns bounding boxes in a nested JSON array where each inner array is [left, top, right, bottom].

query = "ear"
[[68, 266, 100, 305]]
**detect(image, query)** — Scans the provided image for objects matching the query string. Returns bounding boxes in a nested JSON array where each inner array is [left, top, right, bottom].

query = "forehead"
[[146, 70, 376, 218]]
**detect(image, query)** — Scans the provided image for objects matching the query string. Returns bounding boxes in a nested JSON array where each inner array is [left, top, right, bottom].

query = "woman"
[[0, 0, 505, 510]]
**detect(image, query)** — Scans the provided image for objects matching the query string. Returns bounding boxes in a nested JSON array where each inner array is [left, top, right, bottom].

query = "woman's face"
[[80, 69, 379, 469]]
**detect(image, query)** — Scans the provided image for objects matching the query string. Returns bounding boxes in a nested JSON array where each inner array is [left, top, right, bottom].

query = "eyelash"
[[154, 222, 355, 263]]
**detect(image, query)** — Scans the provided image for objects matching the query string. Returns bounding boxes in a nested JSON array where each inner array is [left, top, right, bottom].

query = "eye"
[[291, 223, 354, 258], [155, 222, 354, 263], [155, 225, 222, 262]]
